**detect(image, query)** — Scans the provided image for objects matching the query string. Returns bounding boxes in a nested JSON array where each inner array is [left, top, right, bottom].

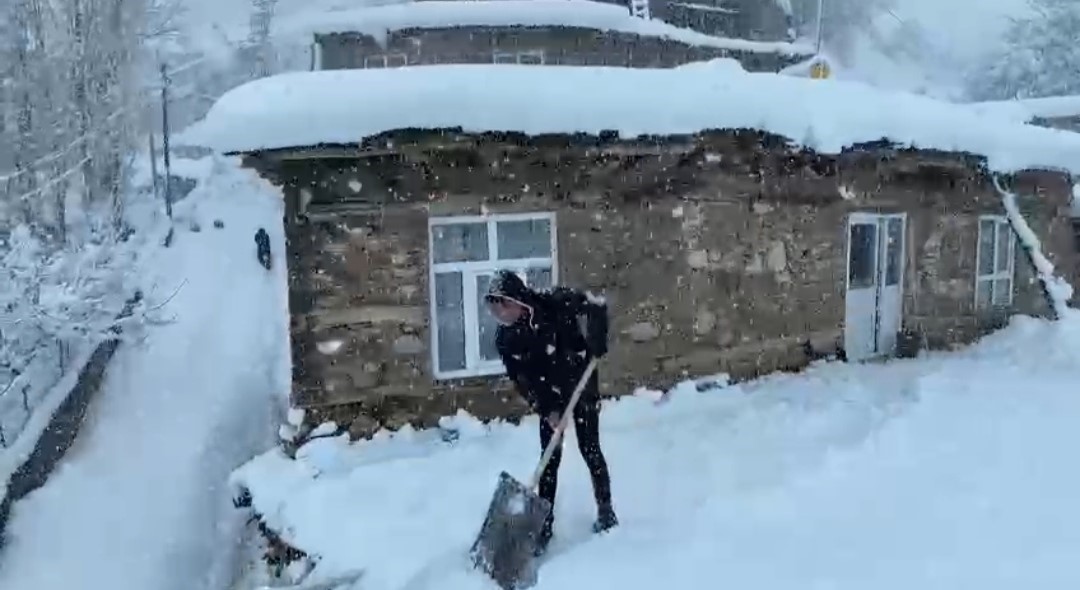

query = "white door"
[[875, 215, 906, 356], [844, 213, 906, 362]]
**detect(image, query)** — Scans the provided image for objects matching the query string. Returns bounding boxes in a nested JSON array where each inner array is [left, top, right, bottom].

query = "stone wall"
[[316, 26, 805, 73], [254, 132, 1077, 436], [658, 0, 792, 41], [1033, 115, 1080, 133], [1010, 170, 1080, 311]]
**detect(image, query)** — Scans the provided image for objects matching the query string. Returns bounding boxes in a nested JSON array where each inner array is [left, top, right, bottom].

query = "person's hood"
[[485, 269, 538, 327], [486, 269, 531, 302]]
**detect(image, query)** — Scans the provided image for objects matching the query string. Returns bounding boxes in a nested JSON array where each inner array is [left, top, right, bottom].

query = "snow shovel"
[[469, 358, 599, 590]]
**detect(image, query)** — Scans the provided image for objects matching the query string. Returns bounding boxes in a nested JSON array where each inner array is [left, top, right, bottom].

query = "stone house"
[[968, 96, 1080, 272], [189, 66, 1080, 437], [293, 0, 811, 73], [649, 0, 794, 40], [1037, 115, 1080, 133], [234, 135, 1076, 435]]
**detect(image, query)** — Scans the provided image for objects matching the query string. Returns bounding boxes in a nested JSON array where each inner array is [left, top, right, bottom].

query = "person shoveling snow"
[[469, 270, 617, 589]]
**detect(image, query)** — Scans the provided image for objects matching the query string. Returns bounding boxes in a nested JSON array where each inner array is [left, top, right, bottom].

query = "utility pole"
[[815, 0, 825, 53], [160, 63, 173, 220]]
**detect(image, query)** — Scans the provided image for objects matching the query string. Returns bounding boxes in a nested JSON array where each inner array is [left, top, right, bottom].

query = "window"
[[364, 53, 408, 68], [516, 50, 545, 65], [429, 213, 557, 379], [883, 216, 903, 286], [847, 222, 877, 289], [975, 215, 1016, 310], [492, 50, 546, 65]]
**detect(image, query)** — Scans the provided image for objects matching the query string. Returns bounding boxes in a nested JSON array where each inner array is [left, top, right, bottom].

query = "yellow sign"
[[810, 60, 831, 80]]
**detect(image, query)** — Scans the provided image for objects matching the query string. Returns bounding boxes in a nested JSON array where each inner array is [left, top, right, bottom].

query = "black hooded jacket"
[[486, 270, 609, 417]]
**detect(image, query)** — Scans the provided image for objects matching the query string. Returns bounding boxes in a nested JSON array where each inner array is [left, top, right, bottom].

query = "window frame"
[[0, 78, 12, 135], [311, 41, 323, 70], [427, 212, 559, 380], [516, 49, 546, 65], [363, 52, 408, 68], [492, 49, 546, 65], [974, 214, 1016, 310]]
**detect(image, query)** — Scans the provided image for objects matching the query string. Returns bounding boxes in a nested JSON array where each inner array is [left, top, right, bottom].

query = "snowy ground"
[[236, 310, 1080, 590], [0, 158, 289, 590]]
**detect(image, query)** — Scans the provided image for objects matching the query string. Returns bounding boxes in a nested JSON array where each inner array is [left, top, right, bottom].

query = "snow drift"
[[185, 61, 1080, 177], [232, 310, 1080, 590], [0, 158, 290, 590]]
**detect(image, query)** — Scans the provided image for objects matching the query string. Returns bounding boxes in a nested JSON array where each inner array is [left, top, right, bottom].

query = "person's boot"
[[534, 514, 554, 557], [592, 504, 618, 534]]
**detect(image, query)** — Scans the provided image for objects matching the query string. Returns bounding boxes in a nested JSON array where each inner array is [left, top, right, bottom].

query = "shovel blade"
[[469, 471, 553, 590]]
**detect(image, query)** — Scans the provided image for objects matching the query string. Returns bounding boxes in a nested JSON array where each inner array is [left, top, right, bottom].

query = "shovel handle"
[[528, 358, 599, 490]]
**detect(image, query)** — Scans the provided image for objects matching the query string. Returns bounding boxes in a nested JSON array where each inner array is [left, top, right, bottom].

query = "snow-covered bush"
[[0, 222, 141, 447]]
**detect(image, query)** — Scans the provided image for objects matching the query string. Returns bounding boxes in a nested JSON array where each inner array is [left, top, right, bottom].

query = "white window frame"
[[975, 214, 1016, 310], [428, 212, 558, 380], [364, 52, 408, 68], [492, 51, 516, 65], [492, 50, 546, 65], [310, 40, 323, 70], [0, 78, 11, 134]]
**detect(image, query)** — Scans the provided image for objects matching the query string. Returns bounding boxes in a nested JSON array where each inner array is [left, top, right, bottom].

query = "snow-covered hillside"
[[170, 0, 405, 59], [0, 159, 289, 590], [822, 0, 1033, 99], [234, 310, 1080, 589], [890, 0, 1029, 63]]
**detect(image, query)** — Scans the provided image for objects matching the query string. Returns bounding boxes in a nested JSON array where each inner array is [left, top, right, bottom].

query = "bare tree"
[[0, 0, 150, 447], [247, 0, 278, 78], [968, 0, 1080, 100]]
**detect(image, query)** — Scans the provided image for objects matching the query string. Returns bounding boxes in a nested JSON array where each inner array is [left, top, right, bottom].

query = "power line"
[[0, 57, 199, 187]]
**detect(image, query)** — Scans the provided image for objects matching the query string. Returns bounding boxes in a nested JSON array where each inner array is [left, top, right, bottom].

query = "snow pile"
[[278, 0, 812, 54], [992, 176, 1075, 315], [968, 94, 1080, 124], [182, 0, 407, 47], [231, 311, 1080, 589], [0, 180, 166, 495], [185, 61, 1080, 176], [0, 157, 289, 590]]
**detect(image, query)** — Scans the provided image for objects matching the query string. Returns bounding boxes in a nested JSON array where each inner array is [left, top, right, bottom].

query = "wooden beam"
[[307, 306, 426, 330], [243, 145, 401, 161], [580, 143, 697, 156], [240, 137, 702, 161]]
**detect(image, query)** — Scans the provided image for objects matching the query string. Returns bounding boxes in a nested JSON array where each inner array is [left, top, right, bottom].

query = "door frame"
[[843, 211, 907, 361]]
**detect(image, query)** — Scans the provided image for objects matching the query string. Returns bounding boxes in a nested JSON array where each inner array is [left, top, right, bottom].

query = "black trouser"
[[537, 371, 612, 530]]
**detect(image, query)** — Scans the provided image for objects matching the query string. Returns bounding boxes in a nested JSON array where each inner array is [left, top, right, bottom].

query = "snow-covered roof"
[[969, 95, 1080, 124], [276, 0, 812, 55], [185, 60, 1080, 176]]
